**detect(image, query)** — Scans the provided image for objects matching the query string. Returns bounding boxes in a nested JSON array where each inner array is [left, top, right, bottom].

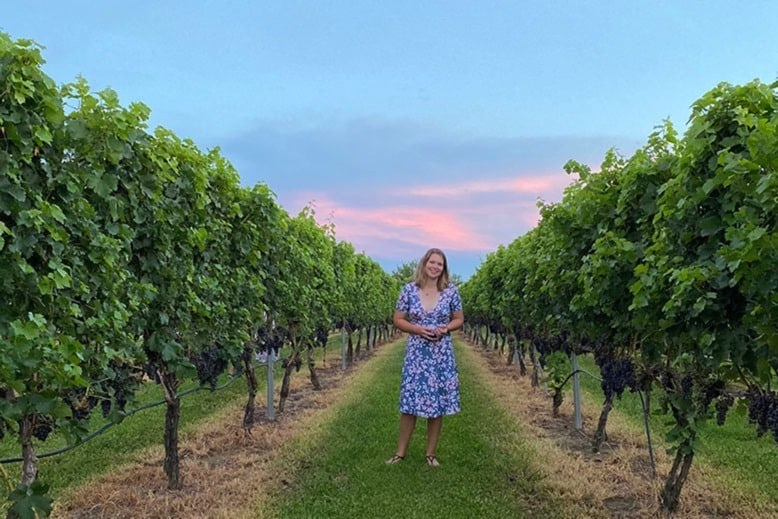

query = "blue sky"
[[4, 2, 777, 279]]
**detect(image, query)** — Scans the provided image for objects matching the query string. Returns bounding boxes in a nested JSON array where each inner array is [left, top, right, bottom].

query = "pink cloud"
[[335, 205, 492, 251], [287, 192, 491, 252], [282, 168, 573, 264], [405, 172, 573, 199]]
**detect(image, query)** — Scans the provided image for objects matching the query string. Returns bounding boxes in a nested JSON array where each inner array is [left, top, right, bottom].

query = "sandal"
[[386, 454, 404, 464], [426, 455, 440, 467]]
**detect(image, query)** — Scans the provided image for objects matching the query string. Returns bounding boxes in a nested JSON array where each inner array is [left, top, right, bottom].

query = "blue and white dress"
[[395, 282, 462, 418]]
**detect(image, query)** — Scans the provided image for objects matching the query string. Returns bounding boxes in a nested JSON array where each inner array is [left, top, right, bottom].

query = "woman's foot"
[[426, 455, 440, 467], [386, 454, 404, 464]]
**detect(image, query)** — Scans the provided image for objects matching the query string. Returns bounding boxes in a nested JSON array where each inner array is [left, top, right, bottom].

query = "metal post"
[[571, 353, 582, 430], [341, 325, 347, 370], [266, 350, 275, 421]]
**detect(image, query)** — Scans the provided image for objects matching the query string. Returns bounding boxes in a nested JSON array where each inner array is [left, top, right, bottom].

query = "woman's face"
[[425, 253, 445, 280]]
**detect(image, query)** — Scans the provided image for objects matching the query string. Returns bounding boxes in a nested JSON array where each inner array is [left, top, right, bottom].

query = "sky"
[[3, 2, 777, 279]]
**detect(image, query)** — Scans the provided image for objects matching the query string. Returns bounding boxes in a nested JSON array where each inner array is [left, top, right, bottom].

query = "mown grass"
[[0, 334, 352, 496], [7, 334, 775, 517], [263, 338, 581, 519], [570, 354, 778, 504]]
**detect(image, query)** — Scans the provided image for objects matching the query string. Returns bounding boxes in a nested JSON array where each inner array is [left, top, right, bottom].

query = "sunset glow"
[[287, 168, 574, 275]]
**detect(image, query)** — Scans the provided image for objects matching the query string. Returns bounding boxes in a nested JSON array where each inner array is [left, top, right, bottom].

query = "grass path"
[[261, 338, 582, 519], [36, 333, 777, 517]]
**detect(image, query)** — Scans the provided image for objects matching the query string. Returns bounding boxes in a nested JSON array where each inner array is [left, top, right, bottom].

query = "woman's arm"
[[444, 310, 464, 333]]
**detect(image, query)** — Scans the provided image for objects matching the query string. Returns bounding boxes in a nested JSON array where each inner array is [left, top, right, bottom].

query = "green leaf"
[[747, 227, 766, 242], [33, 126, 53, 144], [41, 202, 66, 223], [94, 173, 119, 197], [698, 216, 722, 237], [10, 319, 42, 341], [37, 277, 54, 295], [9, 481, 53, 519], [160, 341, 178, 362], [66, 118, 88, 140]]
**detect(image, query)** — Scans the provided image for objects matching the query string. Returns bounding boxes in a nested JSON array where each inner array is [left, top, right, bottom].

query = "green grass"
[[264, 338, 580, 519], [6, 336, 775, 517], [571, 354, 778, 503], [0, 335, 350, 496]]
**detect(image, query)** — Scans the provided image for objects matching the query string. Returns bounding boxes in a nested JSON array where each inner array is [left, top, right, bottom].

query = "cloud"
[[220, 117, 637, 191], [215, 117, 640, 277], [292, 193, 492, 253]]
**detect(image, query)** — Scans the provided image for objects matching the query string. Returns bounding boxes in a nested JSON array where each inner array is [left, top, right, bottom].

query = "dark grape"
[[316, 327, 328, 348], [703, 379, 726, 407], [101, 399, 112, 418], [714, 394, 734, 426], [746, 388, 776, 438], [33, 415, 54, 442], [98, 360, 142, 418], [680, 375, 693, 397], [65, 389, 97, 422], [143, 362, 161, 383], [192, 345, 228, 391], [600, 358, 636, 399], [767, 399, 778, 442], [115, 390, 129, 412]]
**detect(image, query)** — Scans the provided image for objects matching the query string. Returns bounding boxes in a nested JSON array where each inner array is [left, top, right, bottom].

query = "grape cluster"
[[101, 399, 112, 418], [192, 346, 228, 391], [599, 358, 637, 399], [316, 327, 328, 348], [143, 361, 161, 383], [98, 361, 142, 418], [255, 327, 285, 358], [533, 337, 551, 363], [770, 403, 778, 442], [65, 389, 98, 422], [701, 379, 726, 408], [680, 375, 693, 398], [746, 388, 778, 441], [33, 415, 55, 442], [714, 394, 734, 426]]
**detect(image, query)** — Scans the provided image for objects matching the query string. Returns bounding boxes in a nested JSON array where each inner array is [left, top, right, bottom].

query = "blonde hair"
[[413, 248, 450, 291]]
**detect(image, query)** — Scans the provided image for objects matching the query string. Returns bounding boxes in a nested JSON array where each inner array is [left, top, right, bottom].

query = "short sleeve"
[[449, 285, 463, 312], [395, 283, 411, 312]]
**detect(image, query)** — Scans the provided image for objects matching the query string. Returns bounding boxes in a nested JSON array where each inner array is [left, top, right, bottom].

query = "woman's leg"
[[426, 416, 443, 462], [393, 413, 417, 457]]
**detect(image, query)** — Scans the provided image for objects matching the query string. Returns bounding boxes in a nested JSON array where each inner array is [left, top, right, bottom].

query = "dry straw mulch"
[[466, 342, 778, 519], [55, 351, 373, 519], [55, 338, 778, 519]]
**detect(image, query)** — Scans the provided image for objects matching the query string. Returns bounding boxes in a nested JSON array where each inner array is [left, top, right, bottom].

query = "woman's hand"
[[417, 325, 448, 341], [417, 326, 440, 341]]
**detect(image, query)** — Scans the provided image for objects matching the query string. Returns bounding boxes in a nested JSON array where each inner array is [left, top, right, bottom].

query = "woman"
[[387, 248, 464, 466]]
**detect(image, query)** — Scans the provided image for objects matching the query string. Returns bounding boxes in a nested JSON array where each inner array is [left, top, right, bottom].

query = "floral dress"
[[395, 282, 462, 418]]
